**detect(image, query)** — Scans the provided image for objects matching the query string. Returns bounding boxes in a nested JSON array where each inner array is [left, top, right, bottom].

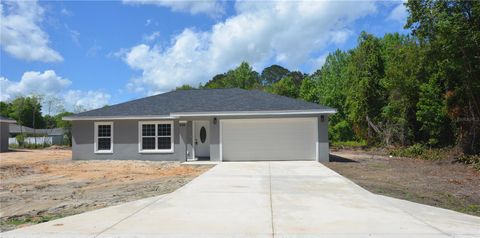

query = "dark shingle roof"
[[68, 88, 334, 118], [0, 115, 15, 122], [8, 124, 65, 136]]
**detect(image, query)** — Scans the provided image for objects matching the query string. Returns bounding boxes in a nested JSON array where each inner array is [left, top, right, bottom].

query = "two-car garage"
[[220, 118, 318, 161]]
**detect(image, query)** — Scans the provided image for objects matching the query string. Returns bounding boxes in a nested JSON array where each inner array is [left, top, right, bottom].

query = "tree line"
[[178, 0, 480, 155], [0, 96, 74, 146]]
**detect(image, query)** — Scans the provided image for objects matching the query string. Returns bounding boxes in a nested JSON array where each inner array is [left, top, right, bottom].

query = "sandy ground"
[[324, 149, 480, 217], [0, 148, 213, 232]]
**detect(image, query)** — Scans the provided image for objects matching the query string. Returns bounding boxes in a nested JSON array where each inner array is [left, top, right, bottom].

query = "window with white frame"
[[139, 121, 174, 153], [94, 122, 113, 153]]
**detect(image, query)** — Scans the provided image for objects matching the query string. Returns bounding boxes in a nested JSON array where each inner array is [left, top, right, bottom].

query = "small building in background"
[[0, 116, 16, 152], [8, 124, 66, 146]]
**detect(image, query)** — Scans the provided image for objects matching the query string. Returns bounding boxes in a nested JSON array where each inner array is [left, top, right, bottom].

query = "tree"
[[406, 0, 480, 154], [203, 74, 227, 89], [416, 76, 451, 146], [380, 33, 423, 145], [318, 50, 350, 123], [285, 71, 306, 88], [203, 62, 261, 89], [176, 84, 196, 90], [299, 76, 319, 103], [268, 76, 299, 98], [317, 50, 354, 142], [10, 96, 45, 129], [224, 62, 261, 89], [0, 101, 13, 118], [345, 32, 386, 142], [43, 95, 65, 116], [55, 111, 74, 146], [261, 65, 290, 86]]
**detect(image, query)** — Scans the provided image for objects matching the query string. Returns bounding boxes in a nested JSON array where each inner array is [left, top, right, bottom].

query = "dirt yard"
[[0, 148, 213, 232], [324, 149, 480, 217]]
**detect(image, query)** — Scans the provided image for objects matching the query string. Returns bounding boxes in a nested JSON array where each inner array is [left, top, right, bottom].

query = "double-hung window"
[[94, 122, 113, 153], [139, 121, 174, 153]]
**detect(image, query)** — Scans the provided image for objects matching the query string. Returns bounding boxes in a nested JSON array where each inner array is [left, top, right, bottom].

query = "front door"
[[194, 121, 210, 158]]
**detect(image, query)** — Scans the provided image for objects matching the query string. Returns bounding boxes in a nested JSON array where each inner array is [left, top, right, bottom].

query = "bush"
[[456, 155, 480, 170], [15, 134, 25, 147], [390, 144, 426, 158], [329, 120, 355, 142]]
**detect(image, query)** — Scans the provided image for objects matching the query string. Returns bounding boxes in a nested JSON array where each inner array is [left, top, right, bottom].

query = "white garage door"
[[221, 118, 317, 161]]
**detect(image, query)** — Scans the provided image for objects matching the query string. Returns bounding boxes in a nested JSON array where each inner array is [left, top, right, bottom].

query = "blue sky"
[[1, 0, 409, 114]]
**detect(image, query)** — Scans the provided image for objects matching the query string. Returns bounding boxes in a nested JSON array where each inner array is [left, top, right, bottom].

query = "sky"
[[0, 0, 409, 114]]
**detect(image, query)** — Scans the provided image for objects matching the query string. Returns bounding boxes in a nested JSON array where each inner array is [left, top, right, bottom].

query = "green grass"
[[460, 204, 480, 215], [2, 214, 64, 227], [332, 140, 367, 148]]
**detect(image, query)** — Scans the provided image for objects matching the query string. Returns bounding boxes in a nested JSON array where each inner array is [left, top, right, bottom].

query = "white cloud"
[[0, 70, 110, 113], [63, 90, 111, 112], [0, 0, 63, 62], [330, 29, 353, 45], [0, 70, 71, 101], [119, 1, 377, 94], [64, 24, 80, 46], [123, 0, 225, 16], [143, 31, 161, 43], [388, 1, 407, 23], [86, 41, 102, 57], [61, 8, 72, 16]]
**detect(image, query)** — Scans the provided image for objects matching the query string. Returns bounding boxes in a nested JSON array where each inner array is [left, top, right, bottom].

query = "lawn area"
[[0, 148, 213, 232], [324, 149, 480, 217]]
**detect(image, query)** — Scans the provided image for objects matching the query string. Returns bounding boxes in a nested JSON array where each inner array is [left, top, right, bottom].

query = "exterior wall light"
[[320, 115, 325, 122], [213, 117, 217, 125]]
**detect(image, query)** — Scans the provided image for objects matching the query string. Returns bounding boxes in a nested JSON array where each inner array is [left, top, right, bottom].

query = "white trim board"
[[64, 115, 177, 121], [64, 109, 337, 121], [170, 109, 336, 117]]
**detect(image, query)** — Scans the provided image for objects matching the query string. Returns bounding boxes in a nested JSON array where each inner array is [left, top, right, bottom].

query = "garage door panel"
[[222, 118, 317, 161]]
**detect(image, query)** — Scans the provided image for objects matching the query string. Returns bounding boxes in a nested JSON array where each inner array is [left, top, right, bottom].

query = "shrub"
[[390, 144, 426, 158], [329, 120, 355, 142], [15, 134, 25, 147], [456, 155, 480, 170]]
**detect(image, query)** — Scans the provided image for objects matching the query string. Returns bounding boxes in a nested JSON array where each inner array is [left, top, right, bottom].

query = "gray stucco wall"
[[0, 122, 9, 152], [72, 120, 185, 161], [71, 114, 330, 162]]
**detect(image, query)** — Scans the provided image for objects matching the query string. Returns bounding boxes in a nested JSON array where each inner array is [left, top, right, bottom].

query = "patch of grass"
[[3, 214, 65, 227], [460, 204, 480, 215], [3, 217, 32, 226], [332, 140, 367, 148], [390, 144, 427, 158], [390, 144, 454, 161], [390, 145, 480, 170]]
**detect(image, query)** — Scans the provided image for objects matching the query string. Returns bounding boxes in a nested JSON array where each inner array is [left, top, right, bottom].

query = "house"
[[0, 116, 16, 152], [64, 88, 336, 162], [9, 124, 66, 145]]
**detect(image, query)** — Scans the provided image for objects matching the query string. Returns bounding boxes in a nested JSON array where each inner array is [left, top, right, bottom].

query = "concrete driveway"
[[3, 161, 480, 237]]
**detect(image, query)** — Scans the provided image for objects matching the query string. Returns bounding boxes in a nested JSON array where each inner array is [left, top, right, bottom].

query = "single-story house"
[[64, 88, 336, 162], [0, 116, 16, 152], [9, 124, 66, 145]]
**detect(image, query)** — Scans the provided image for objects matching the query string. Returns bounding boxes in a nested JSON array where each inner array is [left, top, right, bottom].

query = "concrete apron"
[[2, 161, 479, 238]]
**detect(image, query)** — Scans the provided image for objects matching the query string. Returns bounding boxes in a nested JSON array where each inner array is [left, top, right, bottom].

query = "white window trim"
[[138, 121, 174, 153], [94, 122, 113, 154]]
